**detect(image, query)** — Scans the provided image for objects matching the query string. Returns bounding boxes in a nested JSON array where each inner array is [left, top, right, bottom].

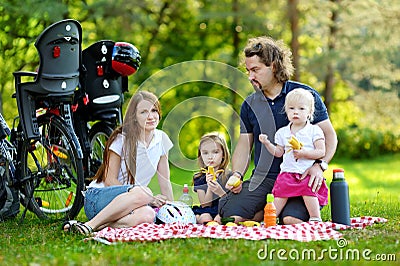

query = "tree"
[[288, 0, 300, 81], [323, 0, 340, 113], [1, 0, 399, 159]]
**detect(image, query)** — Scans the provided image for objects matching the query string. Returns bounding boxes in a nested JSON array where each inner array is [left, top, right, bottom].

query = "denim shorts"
[[83, 185, 134, 220]]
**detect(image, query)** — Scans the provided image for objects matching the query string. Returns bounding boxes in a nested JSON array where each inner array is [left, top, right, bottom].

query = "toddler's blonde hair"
[[284, 88, 315, 121]]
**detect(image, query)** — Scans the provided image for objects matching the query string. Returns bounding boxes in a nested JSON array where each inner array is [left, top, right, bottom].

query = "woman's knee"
[[135, 206, 156, 223], [128, 186, 153, 203]]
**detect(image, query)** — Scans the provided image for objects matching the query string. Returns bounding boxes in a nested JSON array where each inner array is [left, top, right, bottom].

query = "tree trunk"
[[230, 0, 240, 144], [324, 0, 340, 114], [288, 0, 300, 81]]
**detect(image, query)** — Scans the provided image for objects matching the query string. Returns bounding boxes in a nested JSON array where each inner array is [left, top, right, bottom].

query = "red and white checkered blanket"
[[88, 216, 386, 244]]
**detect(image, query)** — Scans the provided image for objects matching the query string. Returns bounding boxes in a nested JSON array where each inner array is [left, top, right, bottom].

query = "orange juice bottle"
[[264, 194, 276, 227]]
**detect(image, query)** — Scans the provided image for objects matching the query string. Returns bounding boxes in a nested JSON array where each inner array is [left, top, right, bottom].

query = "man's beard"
[[250, 80, 262, 91]]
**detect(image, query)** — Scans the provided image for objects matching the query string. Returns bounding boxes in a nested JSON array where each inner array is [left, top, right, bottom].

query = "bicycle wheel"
[[88, 122, 113, 179], [20, 114, 84, 220]]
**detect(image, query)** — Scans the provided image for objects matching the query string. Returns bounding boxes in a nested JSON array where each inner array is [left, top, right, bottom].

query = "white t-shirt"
[[275, 122, 324, 174], [88, 129, 173, 188]]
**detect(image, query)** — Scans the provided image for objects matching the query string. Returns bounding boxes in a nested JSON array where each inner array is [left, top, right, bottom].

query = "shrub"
[[335, 127, 400, 159]]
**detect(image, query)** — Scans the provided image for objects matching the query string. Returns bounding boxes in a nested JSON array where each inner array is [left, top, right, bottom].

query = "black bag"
[[0, 156, 20, 221]]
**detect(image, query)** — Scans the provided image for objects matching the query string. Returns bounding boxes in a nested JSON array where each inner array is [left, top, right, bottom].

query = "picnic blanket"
[[87, 216, 386, 244]]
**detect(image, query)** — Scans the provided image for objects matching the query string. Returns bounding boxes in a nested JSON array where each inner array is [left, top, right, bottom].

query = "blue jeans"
[[83, 185, 134, 220]]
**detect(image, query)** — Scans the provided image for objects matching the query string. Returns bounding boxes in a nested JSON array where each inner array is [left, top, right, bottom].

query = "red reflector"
[[97, 65, 104, 76], [83, 93, 90, 105], [53, 46, 60, 58], [71, 104, 78, 112]]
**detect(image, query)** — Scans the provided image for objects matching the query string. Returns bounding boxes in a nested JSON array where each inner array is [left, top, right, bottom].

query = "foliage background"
[[1, 0, 399, 165], [0, 3, 399, 264]]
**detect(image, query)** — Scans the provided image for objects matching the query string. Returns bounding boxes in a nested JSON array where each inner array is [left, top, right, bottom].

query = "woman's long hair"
[[93, 91, 161, 184]]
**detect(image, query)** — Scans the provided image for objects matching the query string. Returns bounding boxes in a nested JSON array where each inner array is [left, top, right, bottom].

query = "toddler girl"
[[259, 88, 328, 222]]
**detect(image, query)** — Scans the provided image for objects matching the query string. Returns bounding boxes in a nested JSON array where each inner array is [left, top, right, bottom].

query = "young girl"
[[192, 132, 231, 224], [63, 91, 174, 235], [259, 88, 328, 222]]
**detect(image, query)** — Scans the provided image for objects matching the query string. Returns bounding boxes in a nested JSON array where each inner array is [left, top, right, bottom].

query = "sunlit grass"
[[328, 153, 400, 202], [1, 154, 399, 265]]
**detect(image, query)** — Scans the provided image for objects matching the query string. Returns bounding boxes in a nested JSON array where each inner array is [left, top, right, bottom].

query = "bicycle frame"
[[72, 40, 129, 184], [1, 101, 85, 221], [72, 109, 119, 183], [0, 114, 17, 187]]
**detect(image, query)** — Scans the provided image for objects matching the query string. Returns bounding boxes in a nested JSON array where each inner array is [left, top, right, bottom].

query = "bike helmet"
[[155, 201, 196, 224], [111, 42, 141, 76]]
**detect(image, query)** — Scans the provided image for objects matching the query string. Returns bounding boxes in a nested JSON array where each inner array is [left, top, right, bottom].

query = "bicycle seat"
[[13, 19, 82, 139], [76, 40, 127, 121]]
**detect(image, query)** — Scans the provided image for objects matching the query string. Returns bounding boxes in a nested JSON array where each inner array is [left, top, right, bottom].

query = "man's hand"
[[302, 163, 324, 193], [225, 173, 243, 193], [230, 182, 242, 193]]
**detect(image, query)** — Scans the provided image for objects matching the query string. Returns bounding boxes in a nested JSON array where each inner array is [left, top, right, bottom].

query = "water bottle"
[[178, 184, 193, 207], [264, 194, 276, 227], [330, 168, 351, 225]]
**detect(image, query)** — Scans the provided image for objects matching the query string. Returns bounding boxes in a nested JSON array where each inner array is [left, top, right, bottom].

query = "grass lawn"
[[0, 154, 399, 265]]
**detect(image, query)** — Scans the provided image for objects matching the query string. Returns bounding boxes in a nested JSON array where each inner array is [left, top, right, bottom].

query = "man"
[[218, 36, 337, 224]]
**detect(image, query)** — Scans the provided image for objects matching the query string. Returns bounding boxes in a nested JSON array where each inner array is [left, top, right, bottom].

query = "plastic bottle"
[[330, 168, 351, 225], [264, 193, 276, 227], [178, 184, 193, 207]]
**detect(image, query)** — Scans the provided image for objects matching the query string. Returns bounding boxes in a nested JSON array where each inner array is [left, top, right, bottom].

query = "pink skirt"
[[272, 172, 328, 206]]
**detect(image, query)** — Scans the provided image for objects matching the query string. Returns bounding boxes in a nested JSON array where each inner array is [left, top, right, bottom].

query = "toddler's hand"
[[293, 149, 305, 160], [259, 134, 269, 144]]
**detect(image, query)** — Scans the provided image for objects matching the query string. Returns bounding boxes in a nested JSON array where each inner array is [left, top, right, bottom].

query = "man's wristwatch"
[[233, 171, 244, 180], [314, 159, 328, 171]]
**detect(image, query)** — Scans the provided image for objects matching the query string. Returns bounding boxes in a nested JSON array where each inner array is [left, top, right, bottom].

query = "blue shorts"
[[83, 185, 134, 220]]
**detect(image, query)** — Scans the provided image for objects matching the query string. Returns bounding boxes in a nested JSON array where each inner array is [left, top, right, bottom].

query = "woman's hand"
[[150, 194, 167, 208]]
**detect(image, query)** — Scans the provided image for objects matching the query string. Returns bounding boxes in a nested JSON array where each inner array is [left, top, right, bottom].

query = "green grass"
[[1, 154, 399, 265]]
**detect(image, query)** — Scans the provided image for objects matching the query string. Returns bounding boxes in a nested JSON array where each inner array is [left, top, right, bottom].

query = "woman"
[[63, 91, 173, 235]]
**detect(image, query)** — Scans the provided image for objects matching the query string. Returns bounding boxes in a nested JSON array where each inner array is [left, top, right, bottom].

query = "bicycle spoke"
[[20, 114, 84, 220]]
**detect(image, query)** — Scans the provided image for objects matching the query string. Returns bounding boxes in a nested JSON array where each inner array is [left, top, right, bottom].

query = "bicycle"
[[0, 19, 85, 221], [73, 40, 141, 184]]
